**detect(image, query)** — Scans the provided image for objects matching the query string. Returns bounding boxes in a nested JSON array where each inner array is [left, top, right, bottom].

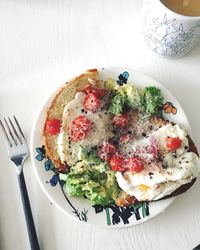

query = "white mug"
[[142, 0, 200, 57]]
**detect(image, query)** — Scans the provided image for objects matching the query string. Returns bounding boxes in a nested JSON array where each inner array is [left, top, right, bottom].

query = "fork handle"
[[18, 171, 40, 250]]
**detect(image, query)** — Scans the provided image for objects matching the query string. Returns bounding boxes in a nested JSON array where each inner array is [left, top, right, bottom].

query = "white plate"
[[30, 67, 191, 228]]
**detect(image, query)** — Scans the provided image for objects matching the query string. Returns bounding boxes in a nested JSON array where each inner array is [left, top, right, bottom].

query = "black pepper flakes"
[[184, 146, 189, 150], [179, 161, 181, 164], [142, 132, 146, 137], [112, 140, 119, 146], [81, 109, 85, 113], [186, 161, 189, 163], [149, 172, 154, 179], [172, 153, 177, 158], [112, 129, 118, 134]]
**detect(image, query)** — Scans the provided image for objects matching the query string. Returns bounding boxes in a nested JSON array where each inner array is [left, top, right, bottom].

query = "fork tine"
[[4, 117, 17, 146], [14, 115, 25, 139], [0, 119, 13, 147], [8, 117, 23, 144]]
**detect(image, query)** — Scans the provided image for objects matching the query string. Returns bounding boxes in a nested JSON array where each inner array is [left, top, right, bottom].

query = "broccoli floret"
[[116, 84, 141, 109], [109, 91, 125, 115], [140, 86, 164, 118], [108, 84, 141, 115]]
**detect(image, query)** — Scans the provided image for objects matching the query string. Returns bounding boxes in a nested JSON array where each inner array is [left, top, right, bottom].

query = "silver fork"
[[0, 116, 40, 250]]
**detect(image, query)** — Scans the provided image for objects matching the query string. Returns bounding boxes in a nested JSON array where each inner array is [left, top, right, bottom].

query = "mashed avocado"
[[59, 147, 120, 205]]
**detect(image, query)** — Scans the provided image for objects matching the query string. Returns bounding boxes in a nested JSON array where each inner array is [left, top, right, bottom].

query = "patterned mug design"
[[142, 0, 200, 57]]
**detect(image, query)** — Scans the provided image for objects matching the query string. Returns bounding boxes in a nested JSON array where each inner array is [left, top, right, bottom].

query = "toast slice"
[[43, 69, 99, 171], [43, 70, 199, 206]]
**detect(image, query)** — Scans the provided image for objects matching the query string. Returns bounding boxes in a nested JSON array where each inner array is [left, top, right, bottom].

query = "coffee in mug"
[[162, 0, 200, 17]]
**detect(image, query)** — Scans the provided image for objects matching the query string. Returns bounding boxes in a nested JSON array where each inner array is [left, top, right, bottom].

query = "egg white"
[[57, 92, 113, 166], [116, 124, 200, 201]]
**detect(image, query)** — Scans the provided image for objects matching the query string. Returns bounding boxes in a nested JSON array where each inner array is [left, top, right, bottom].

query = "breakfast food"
[[43, 69, 200, 207]]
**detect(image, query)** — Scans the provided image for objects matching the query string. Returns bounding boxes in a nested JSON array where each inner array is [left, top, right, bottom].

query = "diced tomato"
[[83, 93, 100, 112], [71, 115, 90, 126], [83, 84, 107, 98], [119, 134, 132, 144], [109, 154, 125, 171], [46, 119, 61, 135], [69, 115, 92, 141], [126, 157, 144, 173], [166, 137, 182, 151], [93, 88, 107, 98], [98, 142, 116, 161], [112, 114, 129, 128], [68, 125, 85, 141]]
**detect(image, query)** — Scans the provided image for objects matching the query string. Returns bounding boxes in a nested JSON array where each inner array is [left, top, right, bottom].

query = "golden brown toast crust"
[[43, 69, 99, 171]]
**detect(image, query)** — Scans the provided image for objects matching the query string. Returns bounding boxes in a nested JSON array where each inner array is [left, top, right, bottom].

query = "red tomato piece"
[[98, 142, 116, 161], [166, 137, 182, 151], [109, 154, 125, 171], [83, 84, 107, 98], [46, 119, 61, 135], [126, 157, 144, 173], [69, 115, 92, 141], [68, 125, 85, 141], [83, 93, 100, 112], [71, 115, 91, 126], [112, 114, 129, 128]]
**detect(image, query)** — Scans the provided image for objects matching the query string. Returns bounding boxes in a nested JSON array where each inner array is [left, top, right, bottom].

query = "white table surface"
[[1, 0, 200, 249]]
